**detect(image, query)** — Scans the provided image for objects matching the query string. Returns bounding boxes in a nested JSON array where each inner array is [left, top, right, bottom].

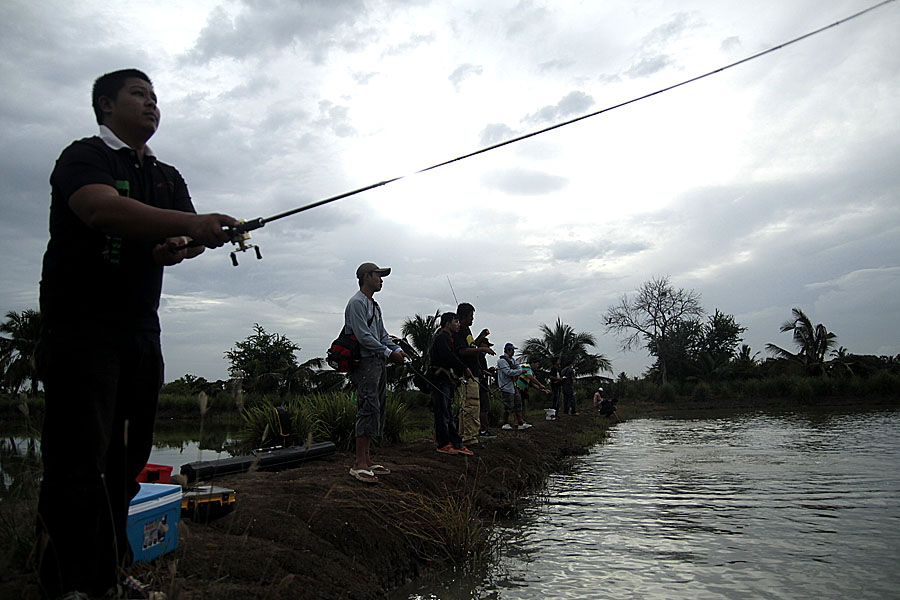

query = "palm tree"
[[0, 309, 43, 396], [282, 357, 348, 394], [736, 344, 759, 364], [520, 317, 612, 375], [400, 310, 442, 358], [765, 307, 837, 375], [400, 311, 442, 393]]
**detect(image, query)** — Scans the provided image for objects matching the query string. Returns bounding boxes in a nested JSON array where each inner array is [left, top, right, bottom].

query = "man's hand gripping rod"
[[175, 217, 266, 266]]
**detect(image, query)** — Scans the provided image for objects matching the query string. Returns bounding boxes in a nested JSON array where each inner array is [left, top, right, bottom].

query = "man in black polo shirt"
[[36, 68, 237, 600], [428, 312, 473, 455]]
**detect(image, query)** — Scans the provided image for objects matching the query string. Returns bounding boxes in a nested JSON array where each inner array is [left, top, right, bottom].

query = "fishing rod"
[[447, 276, 459, 306], [207, 0, 895, 266], [402, 355, 502, 402]]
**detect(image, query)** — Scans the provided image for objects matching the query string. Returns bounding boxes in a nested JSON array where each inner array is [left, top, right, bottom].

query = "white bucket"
[[544, 408, 556, 420]]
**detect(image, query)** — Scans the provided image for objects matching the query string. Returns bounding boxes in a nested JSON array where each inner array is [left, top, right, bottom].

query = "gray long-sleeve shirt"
[[343, 290, 400, 359], [497, 354, 524, 393]]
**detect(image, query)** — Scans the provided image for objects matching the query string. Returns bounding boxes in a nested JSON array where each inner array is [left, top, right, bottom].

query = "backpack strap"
[[344, 300, 376, 335]]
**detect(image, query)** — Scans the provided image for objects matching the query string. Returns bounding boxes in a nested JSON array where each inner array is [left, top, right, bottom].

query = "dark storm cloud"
[[186, 0, 368, 64], [523, 91, 595, 125], [482, 168, 568, 196]]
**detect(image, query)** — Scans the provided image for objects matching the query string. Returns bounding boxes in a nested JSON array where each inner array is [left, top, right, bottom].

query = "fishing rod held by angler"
[[219, 175, 402, 265], [214, 0, 895, 266]]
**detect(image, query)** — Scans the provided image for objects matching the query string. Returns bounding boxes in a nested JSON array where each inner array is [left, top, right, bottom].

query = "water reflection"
[[148, 421, 235, 470], [0, 422, 236, 483], [0, 437, 41, 501], [393, 409, 900, 600]]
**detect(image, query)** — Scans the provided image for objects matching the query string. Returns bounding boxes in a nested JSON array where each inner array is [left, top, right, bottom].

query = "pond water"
[[0, 422, 235, 493], [146, 423, 236, 472], [393, 409, 900, 600]]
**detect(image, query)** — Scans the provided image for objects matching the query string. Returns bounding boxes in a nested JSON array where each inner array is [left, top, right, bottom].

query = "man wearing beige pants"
[[453, 303, 495, 446]]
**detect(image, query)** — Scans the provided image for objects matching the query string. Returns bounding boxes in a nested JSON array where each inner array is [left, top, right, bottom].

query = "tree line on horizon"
[[3, 275, 899, 398]]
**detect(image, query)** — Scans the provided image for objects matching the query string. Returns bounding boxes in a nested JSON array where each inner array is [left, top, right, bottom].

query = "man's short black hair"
[[456, 302, 474, 318], [92, 69, 152, 125], [440, 312, 457, 327]]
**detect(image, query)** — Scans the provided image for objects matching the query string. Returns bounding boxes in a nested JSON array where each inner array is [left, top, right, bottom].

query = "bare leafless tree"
[[604, 276, 703, 383]]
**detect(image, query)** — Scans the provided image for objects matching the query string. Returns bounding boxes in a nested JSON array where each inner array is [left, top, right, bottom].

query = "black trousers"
[[431, 379, 463, 449], [551, 385, 562, 412], [36, 328, 163, 597]]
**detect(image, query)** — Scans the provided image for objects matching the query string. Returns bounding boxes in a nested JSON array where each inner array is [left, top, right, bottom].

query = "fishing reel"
[[229, 229, 261, 266], [227, 218, 266, 267]]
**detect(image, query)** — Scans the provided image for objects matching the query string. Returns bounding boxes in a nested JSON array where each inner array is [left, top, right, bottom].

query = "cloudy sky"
[[2, 0, 898, 383]]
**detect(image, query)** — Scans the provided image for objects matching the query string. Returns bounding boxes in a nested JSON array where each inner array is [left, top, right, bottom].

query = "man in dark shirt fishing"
[[429, 312, 474, 455], [36, 68, 237, 600]]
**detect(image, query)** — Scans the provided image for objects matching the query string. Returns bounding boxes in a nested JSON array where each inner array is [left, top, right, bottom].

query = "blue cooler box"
[[127, 482, 181, 562]]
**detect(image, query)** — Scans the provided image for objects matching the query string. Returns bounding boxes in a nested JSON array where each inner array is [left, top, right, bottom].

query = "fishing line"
[[218, 0, 895, 265]]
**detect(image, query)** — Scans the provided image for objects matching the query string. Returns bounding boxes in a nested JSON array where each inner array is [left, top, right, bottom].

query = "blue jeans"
[[431, 379, 462, 448]]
